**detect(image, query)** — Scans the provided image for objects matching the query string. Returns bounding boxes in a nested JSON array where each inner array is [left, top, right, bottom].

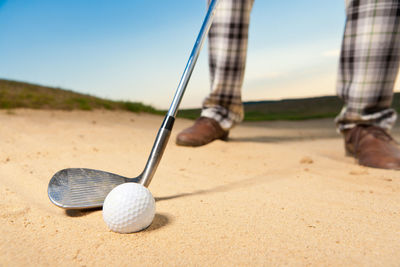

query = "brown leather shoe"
[[176, 117, 229, 147], [344, 125, 400, 170]]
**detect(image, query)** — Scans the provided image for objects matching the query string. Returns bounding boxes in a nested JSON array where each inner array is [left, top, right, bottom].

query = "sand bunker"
[[1, 109, 400, 266]]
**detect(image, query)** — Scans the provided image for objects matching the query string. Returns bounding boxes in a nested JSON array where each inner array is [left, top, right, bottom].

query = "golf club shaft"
[[139, 0, 221, 187], [167, 0, 221, 118]]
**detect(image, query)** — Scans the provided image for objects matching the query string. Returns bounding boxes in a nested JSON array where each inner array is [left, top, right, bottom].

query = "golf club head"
[[48, 168, 139, 209]]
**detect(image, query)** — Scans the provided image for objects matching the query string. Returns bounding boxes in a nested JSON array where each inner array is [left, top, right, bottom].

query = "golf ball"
[[102, 183, 155, 233]]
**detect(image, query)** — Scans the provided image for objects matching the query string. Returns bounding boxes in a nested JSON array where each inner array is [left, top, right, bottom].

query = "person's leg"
[[336, 0, 400, 131], [336, 0, 400, 169], [176, 0, 254, 146], [202, 0, 254, 130]]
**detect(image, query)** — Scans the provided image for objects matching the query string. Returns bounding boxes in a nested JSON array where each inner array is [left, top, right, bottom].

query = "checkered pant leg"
[[201, 0, 254, 130], [335, 0, 400, 131]]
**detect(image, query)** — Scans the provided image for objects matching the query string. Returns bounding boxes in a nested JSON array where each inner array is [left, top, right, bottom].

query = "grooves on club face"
[[48, 168, 139, 209]]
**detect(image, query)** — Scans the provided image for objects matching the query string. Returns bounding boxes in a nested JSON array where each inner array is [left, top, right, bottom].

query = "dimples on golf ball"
[[102, 183, 155, 233]]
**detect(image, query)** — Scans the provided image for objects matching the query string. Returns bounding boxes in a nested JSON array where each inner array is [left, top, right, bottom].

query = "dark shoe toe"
[[175, 117, 229, 147], [344, 125, 400, 170]]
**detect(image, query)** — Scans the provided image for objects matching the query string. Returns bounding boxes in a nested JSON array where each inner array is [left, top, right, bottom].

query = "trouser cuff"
[[335, 107, 397, 133], [201, 106, 243, 130]]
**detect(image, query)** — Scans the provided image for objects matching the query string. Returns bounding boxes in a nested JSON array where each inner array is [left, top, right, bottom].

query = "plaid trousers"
[[335, 0, 400, 131], [202, 0, 400, 131], [202, 0, 254, 129]]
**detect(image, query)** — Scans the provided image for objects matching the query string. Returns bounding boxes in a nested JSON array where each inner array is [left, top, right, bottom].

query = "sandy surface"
[[1, 109, 400, 266]]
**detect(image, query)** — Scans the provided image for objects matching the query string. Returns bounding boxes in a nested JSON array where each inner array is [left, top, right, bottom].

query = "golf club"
[[48, 0, 221, 209]]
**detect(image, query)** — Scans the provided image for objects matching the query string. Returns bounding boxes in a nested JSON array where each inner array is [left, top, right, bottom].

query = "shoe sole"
[[176, 133, 229, 147]]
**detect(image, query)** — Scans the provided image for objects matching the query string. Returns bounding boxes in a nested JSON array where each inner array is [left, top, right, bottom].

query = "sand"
[[1, 109, 400, 266]]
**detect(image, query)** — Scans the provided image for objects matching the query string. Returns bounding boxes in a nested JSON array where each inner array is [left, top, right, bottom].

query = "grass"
[[178, 94, 400, 121], [177, 96, 344, 121], [4, 78, 400, 121], [0, 79, 163, 115]]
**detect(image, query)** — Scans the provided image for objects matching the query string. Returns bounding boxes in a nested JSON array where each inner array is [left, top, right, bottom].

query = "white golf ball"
[[102, 183, 155, 233]]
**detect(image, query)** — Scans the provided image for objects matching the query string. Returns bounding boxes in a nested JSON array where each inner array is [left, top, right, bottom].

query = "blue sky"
[[0, 0, 349, 109]]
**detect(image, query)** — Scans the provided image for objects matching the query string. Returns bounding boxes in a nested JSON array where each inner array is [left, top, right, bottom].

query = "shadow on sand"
[[65, 207, 101, 217], [66, 209, 172, 231], [228, 134, 339, 143], [155, 173, 278, 203], [145, 213, 171, 232], [65, 172, 273, 218]]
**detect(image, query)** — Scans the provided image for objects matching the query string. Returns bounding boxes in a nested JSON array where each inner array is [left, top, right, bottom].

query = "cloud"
[[242, 40, 341, 102], [243, 70, 337, 101], [322, 49, 340, 57], [245, 71, 283, 81]]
